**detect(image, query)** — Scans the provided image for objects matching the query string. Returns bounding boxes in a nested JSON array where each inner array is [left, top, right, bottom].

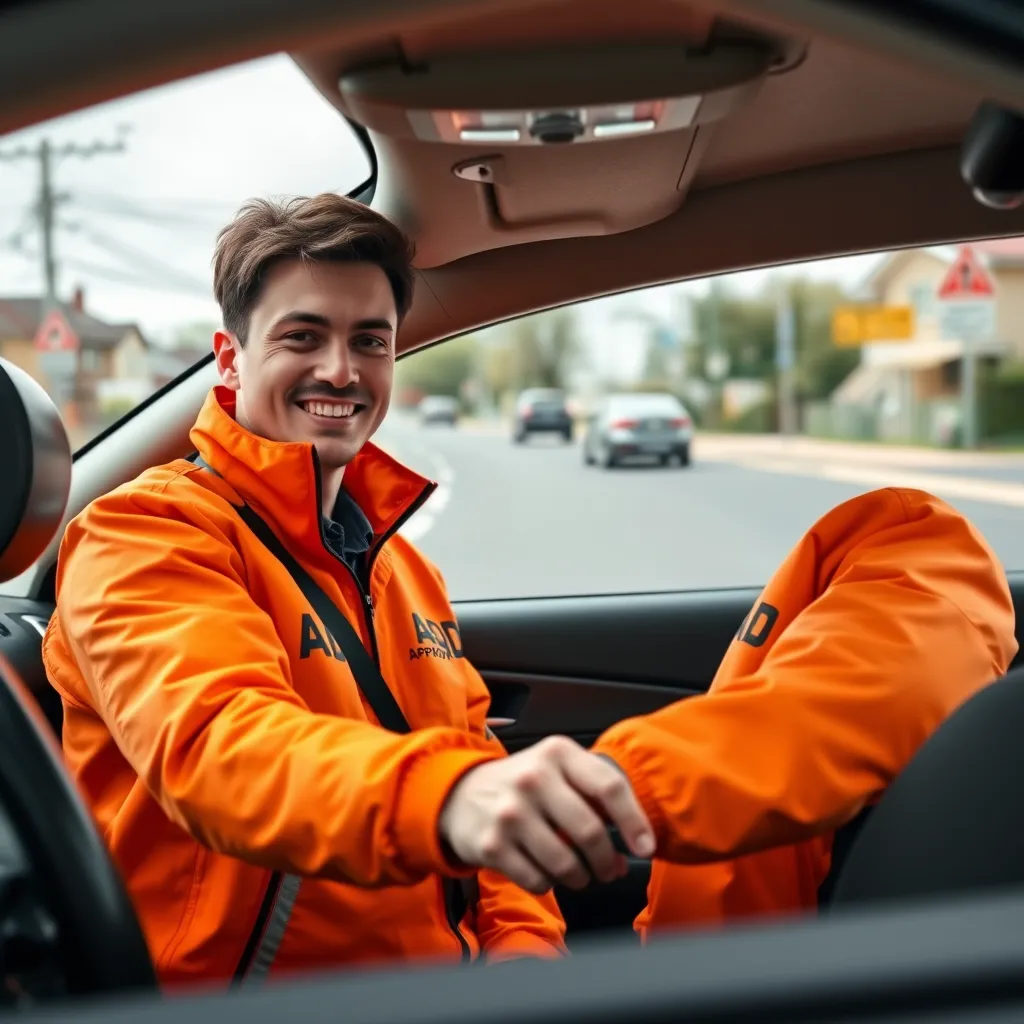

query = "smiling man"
[[41, 194, 654, 988]]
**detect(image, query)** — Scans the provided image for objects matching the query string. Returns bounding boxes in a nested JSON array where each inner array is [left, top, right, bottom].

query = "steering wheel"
[[0, 359, 156, 1004], [0, 661, 157, 1002]]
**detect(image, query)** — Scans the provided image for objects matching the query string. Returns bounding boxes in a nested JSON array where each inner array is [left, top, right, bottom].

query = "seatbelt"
[[234, 501, 411, 731], [192, 457, 477, 972]]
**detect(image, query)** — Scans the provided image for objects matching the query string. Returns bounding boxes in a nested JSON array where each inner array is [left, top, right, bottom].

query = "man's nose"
[[314, 343, 356, 388]]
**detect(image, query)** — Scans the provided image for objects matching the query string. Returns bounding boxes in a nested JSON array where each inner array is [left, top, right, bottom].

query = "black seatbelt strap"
[[234, 502, 411, 733]]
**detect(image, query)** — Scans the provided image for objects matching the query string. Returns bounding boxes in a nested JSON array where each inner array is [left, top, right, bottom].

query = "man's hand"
[[438, 736, 655, 895]]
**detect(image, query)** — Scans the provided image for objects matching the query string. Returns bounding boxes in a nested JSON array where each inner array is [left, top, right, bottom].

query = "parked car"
[[583, 393, 693, 468], [418, 395, 459, 426], [513, 388, 573, 443]]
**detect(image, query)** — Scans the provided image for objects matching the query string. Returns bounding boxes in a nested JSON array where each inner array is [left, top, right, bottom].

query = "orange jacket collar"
[[189, 386, 435, 559]]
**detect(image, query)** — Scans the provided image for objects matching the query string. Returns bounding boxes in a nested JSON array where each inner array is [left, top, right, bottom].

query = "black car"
[[513, 388, 573, 443]]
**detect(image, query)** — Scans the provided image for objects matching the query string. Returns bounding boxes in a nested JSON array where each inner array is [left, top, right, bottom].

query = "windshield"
[[607, 394, 685, 417], [0, 55, 371, 452]]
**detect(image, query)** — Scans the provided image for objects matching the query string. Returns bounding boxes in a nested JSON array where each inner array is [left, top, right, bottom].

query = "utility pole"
[[0, 132, 128, 312], [0, 132, 127, 410], [776, 284, 798, 436]]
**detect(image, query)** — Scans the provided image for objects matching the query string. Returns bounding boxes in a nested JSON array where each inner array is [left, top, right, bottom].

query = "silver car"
[[583, 393, 694, 468]]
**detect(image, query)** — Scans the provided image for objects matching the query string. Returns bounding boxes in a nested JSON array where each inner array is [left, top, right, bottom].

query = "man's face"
[[213, 259, 397, 473]]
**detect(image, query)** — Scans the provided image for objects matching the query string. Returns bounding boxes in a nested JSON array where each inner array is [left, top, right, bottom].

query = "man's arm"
[[461, 665, 568, 961], [592, 488, 1018, 864], [51, 487, 501, 887]]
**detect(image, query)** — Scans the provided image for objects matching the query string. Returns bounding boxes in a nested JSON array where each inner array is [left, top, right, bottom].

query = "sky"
[[0, 51, 881, 353], [0, 55, 370, 346]]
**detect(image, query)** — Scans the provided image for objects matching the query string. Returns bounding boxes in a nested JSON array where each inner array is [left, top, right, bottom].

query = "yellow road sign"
[[831, 305, 915, 347]]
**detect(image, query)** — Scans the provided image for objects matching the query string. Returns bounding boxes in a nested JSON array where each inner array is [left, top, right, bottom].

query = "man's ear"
[[213, 329, 242, 390]]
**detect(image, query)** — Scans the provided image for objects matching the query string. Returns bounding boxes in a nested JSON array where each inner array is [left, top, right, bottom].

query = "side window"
[[388, 240, 1024, 602]]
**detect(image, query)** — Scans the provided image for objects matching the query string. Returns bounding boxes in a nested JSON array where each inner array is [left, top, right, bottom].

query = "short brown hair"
[[212, 193, 415, 342]]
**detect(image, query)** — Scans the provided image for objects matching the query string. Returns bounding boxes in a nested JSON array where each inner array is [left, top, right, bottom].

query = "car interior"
[[3, 0, 1024, 1020]]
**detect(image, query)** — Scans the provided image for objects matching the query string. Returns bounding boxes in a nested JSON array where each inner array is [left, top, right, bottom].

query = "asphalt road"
[[374, 415, 1024, 602]]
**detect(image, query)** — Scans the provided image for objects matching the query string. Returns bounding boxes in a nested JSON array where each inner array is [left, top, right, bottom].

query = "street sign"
[[937, 245, 997, 343], [34, 309, 78, 353], [940, 300, 996, 343], [831, 304, 915, 347], [936, 245, 997, 452], [937, 245, 996, 299]]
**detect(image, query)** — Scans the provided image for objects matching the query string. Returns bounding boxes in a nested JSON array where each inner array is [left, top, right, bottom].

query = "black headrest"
[[0, 358, 72, 583]]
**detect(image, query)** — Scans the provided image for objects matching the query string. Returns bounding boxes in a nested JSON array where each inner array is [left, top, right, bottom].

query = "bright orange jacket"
[[593, 487, 1017, 938], [43, 386, 565, 987]]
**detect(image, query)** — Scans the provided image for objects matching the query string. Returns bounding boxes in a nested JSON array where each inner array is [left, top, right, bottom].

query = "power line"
[[70, 193, 228, 231], [0, 132, 128, 311], [66, 220, 211, 295], [60, 257, 212, 299]]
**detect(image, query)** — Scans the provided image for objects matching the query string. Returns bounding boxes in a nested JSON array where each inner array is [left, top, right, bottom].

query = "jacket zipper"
[[234, 871, 282, 980], [311, 453, 472, 962]]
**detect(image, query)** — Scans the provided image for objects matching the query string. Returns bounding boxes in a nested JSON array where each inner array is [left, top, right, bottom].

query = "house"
[[0, 287, 151, 429], [829, 237, 1024, 443]]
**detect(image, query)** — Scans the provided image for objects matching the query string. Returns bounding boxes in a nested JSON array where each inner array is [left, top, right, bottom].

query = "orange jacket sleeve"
[[592, 488, 1017, 864], [453, 622, 568, 961], [53, 487, 500, 887]]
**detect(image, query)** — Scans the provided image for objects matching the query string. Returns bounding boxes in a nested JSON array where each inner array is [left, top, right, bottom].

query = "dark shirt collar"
[[322, 486, 374, 568]]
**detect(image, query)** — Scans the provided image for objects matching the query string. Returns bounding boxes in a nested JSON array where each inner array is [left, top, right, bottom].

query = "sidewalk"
[[697, 433, 1024, 509], [695, 433, 1024, 469]]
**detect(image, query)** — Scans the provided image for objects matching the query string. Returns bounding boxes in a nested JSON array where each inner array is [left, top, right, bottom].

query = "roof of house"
[[0, 297, 147, 349], [855, 235, 1024, 298], [147, 346, 206, 379]]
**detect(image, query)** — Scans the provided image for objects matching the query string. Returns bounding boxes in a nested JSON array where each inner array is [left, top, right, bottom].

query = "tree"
[[787, 278, 860, 402], [171, 320, 220, 353], [682, 277, 858, 402], [684, 285, 777, 382], [510, 307, 579, 389], [394, 334, 479, 400], [481, 307, 580, 400]]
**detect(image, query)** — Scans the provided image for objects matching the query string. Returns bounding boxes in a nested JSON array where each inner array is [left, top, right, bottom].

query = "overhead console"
[[339, 39, 781, 148], [299, 9, 806, 267]]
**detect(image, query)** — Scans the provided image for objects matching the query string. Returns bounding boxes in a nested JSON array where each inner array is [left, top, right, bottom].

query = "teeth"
[[302, 401, 356, 418]]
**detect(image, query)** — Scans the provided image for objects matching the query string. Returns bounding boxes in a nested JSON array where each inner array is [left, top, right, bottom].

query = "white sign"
[[38, 349, 77, 379], [939, 300, 996, 343]]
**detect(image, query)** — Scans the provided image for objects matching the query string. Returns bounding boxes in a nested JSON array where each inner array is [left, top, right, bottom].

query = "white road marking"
[[399, 450, 454, 543]]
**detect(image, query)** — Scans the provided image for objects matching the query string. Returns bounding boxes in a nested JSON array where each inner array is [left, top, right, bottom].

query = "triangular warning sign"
[[937, 245, 996, 299]]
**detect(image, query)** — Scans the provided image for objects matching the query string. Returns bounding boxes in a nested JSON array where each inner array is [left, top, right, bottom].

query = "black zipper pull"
[[364, 591, 374, 616]]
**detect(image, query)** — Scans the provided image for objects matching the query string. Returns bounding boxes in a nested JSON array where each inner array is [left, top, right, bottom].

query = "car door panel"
[[455, 588, 760, 688], [484, 671, 696, 752]]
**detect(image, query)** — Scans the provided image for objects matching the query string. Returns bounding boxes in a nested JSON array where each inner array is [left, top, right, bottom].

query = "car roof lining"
[[4, 0, 1024, 600]]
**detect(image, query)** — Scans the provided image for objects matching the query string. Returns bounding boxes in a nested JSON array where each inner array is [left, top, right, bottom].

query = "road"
[[374, 415, 1024, 603]]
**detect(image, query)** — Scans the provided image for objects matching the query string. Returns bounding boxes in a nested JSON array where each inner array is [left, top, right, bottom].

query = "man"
[[42, 193, 654, 988], [590, 485, 1017, 937]]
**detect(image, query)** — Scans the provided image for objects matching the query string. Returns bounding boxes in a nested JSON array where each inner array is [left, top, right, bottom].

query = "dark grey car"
[[513, 388, 574, 443], [583, 393, 694, 468]]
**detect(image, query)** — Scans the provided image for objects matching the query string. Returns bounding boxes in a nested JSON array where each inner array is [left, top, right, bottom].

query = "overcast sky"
[[0, 52, 880, 350], [0, 55, 370, 345]]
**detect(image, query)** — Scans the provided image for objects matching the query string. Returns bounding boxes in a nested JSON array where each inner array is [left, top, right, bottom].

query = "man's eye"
[[355, 335, 387, 348], [286, 331, 317, 344]]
